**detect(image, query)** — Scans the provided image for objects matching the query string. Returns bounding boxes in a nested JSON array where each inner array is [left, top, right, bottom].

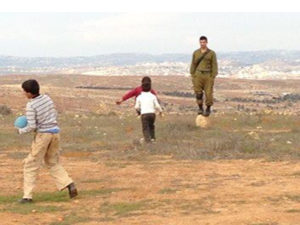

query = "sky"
[[0, 13, 299, 57]]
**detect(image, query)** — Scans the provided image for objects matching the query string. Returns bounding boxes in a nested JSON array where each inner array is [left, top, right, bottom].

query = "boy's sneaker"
[[150, 139, 156, 143], [67, 183, 78, 198], [139, 138, 145, 144], [18, 198, 33, 204]]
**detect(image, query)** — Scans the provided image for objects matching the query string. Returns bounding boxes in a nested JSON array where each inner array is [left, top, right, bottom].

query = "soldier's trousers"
[[23, 133, 73, 199], [141, 113, 156, 142], [191, 71, 215, 106]]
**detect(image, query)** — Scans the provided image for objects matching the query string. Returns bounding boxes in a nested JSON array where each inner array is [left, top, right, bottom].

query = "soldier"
[[190, 36, 218, 117]]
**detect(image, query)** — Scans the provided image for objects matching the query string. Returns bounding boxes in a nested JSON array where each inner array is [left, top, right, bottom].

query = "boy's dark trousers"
[[141, 113, 156, 142]]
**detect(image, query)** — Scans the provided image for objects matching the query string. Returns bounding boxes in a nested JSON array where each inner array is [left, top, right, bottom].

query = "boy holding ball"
[[17, 79, 77, 203]]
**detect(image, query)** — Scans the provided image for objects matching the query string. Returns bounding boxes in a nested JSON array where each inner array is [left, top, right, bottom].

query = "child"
[[135, 80, 163, 143], [17, 79, 78, 203], [116, 76, 158, 105]]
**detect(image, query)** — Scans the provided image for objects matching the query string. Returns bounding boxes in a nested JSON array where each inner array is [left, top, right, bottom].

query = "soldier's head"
[[199, 36, 208, 49]]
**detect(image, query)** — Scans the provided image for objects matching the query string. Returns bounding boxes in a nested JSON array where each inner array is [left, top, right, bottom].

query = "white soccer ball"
[[195, 115, 210, 128]]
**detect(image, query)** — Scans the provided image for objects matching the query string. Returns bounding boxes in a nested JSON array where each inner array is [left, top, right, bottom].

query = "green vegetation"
[[101, 200, 150, 217], [1, 112, 299, 161], [1, 204, 65, 215], [49, 213, 92, 225]]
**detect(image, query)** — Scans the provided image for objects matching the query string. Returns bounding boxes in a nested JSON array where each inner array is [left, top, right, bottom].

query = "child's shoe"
[[18, 198, 33, 204]]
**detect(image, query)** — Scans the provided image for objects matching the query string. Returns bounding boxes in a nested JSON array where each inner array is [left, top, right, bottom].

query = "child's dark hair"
[[142, 82, 151, 92], [141, 76, 152, 84], [22, 79, 40, 95]]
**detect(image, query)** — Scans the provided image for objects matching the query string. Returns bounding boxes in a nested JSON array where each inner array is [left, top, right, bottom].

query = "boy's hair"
[[141, 76, 152, 84], [199, 36, 208, 41], [142, 82, 151, 92], [22, 79, 40, 95]]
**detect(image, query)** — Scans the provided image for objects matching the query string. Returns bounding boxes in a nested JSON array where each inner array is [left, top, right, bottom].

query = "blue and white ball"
[[14, 116, 28, 128]]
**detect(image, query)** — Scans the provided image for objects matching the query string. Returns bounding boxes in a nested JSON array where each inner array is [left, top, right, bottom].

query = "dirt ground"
[[1, 151, 300, 225], [0, 75, 300, 225]]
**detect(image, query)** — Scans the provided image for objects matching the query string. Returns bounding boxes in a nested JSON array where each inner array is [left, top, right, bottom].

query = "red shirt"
[[122, 86, 157, 101]]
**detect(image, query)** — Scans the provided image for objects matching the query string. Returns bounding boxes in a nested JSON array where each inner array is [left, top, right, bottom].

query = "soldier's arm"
[[211, 51, 218, 78], [189, 52, 196, 75]]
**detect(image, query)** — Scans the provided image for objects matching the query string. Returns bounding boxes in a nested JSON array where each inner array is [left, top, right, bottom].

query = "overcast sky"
[[0, 13, 299, 57]]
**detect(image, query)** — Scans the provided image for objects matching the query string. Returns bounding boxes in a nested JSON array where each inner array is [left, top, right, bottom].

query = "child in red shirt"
[[116, 77, 157, 105]]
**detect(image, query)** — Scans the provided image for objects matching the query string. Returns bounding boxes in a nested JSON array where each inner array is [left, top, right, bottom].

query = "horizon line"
[[1, 49, 300, 58]]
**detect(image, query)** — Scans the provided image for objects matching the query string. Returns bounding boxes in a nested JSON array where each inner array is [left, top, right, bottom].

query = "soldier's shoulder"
[[209, 49, 217, 55], [193, 48, 201, 54]]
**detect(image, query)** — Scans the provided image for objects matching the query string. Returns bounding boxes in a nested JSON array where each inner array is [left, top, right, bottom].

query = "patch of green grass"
[[158, 188, 177, 194], [291, 171, 300, 176], [81, 178, 106, 183], [0, 194, 20, 204], [267, 194, 300, 204], [157, 198, 220, 215], [1, 204, 65, 214], [80, 188, 126, 197], [101, 200, 151, 217], [179, 199, 220, 215], [0, 191, 69, 204], [249, 223, 278, 225], [0, 188, 126, 205], [285, 194, 300, 202], [105, 162, 130, 168], [112, 202, 145, 216], [49, 213, 92, 225], [34, 191, 70, 202], [285, 209, 300, 213], [2, 112, 300, 161]]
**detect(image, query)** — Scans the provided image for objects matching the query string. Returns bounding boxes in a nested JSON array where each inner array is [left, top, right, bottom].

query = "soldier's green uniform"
[[190, 48, 218, 106]]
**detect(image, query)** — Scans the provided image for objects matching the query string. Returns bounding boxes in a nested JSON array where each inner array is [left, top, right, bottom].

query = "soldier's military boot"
[[198, 104, 204, 115], [204, 106, 211, 117]]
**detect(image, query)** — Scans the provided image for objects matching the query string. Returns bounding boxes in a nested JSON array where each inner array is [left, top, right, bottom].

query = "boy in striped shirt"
[[17, 79, 77, 203]]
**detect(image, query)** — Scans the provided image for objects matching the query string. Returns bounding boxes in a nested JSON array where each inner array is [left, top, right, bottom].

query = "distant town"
[[1, 50, 300, 79]]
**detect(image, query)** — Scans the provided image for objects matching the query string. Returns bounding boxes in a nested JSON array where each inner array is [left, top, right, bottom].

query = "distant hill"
[[1, 50, 299, 68], [0, 50, 300, 78], [0, 53, 191, 68]]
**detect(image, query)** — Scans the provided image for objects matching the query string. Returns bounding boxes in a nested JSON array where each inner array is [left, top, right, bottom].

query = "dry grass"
[[0, 105, 12, 115], [1, 112, 299, 161]]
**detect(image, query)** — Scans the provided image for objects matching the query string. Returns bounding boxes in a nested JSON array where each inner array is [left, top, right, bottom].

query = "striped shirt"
[[19, 94, 59, 134]]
